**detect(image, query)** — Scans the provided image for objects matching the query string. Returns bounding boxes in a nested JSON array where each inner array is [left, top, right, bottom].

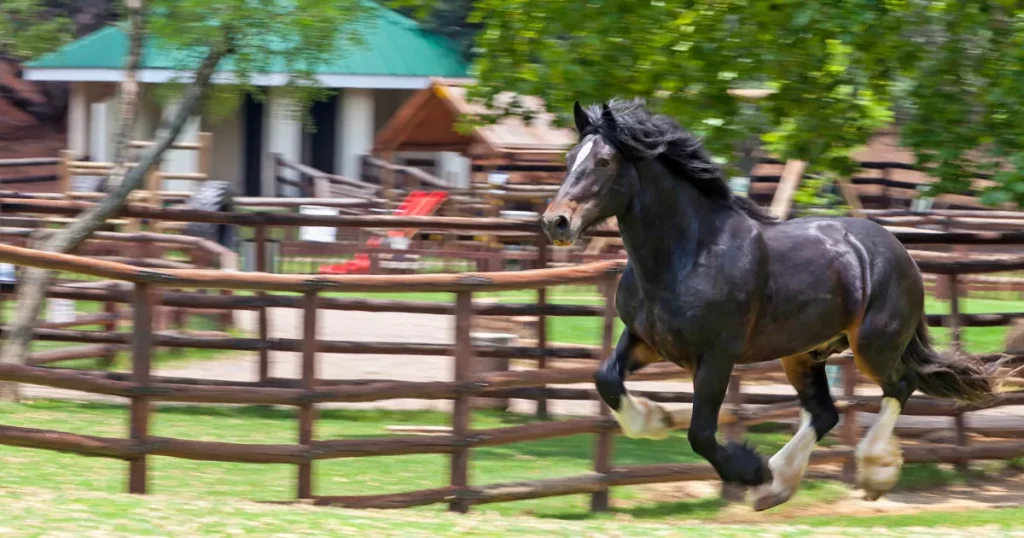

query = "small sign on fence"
[[298, 205, 339, 243], [47, 298, 77, 324], [487, 172, 509, 186], [0, 263, 15, 293]]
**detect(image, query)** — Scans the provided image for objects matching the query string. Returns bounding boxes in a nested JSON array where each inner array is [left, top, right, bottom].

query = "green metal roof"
[[25, 3, 467, 79]]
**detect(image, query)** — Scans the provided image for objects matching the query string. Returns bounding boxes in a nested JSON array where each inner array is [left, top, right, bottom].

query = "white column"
[[438, 151, 471, 188], [67, 82, 90, 157], [264, 88, 303, 196], [161, 97, 201, 192], [338, 88, 375, 179], [88, 98, 111, 163]]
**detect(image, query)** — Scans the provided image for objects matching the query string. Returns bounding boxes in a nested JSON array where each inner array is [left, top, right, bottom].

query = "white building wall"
[[207, 105, 244, 191], [67, 82, 89, 157], [337, 88, 375, 179], [265, 88, 303, 196], [437, 151, 471, 188], [160, 97, 201, 192], [88, 98, 112, 162]]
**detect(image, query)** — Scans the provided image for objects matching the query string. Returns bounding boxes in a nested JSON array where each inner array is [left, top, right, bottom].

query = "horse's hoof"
[[751, 488, 792, 512]]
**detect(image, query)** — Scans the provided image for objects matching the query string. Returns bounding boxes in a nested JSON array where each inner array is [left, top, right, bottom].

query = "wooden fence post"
[[954, 410, 969, 473], [197, 132, 212, 180], [57, 150, 72, 197], [450, 290, 473, 513], [591, 274, 617, 512], [129, 282, 154, 494], [255, 224, 270, 383], [219, 288, 233, 332], [948, 273, 963, 354], [102, 298, 119, 368], [841, 355, 859, 482], [298, 291, 318, 499], [535, 231, 549, 419]]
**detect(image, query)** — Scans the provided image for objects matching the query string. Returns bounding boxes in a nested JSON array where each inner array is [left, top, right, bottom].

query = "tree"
[[397, 0, 1024, 207], [396, 0, 479, 59], [0, 0, 372, 400], [1, 1, 123, 126]]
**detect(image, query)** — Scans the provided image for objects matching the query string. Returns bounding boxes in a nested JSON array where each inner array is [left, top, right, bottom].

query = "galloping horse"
[[541, 98, 998, 510]]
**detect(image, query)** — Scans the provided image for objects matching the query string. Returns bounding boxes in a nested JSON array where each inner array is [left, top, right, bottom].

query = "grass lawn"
[[0, 401, 1021, 536], [3, 488, 1023, 537]]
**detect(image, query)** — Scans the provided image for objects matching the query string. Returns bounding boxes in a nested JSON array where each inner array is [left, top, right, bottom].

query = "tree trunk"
[[0, 37, 229, 401], [99, 0, 146, 192]]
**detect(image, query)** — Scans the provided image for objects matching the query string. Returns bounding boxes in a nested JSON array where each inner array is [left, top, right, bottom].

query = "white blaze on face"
[[571, 138, 595, 172]]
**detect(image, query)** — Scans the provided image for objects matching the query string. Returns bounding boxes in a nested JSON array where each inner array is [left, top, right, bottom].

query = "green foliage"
[[397, 0, 1024, 207], [792, 175, 846, 217], [4, 0, 372, 124], [395, 0, 479, 59], [144, 0, 370, 120], [0, 0, 74, 59]]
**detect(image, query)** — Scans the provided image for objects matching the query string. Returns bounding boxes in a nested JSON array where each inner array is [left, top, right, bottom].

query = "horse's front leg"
[[595, 329, 678, 440], [688, 356, 773, 487]]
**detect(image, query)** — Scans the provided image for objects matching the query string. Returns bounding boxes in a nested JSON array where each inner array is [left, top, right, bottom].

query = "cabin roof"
[[373, 78, 578, 164]]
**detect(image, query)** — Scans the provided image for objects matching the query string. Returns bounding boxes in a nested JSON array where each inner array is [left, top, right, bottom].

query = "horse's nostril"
[[553, 215, 570, 232]]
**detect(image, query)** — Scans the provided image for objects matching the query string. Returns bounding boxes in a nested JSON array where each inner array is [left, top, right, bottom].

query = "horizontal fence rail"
[[0, 201, 1023, 512]]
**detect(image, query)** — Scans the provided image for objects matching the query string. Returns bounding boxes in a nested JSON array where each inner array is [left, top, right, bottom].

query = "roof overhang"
[[21, 68, 433, 90]]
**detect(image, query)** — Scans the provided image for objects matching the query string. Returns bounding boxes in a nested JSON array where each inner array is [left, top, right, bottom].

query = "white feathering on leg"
[[856, 396, 904, 500], [752, 410, 818, 511], [611, 393, 673, 440]]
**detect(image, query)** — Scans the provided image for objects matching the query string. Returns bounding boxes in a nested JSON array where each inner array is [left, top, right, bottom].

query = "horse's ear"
[[573, 100, 590, 135], [601, 102, 616, 129]]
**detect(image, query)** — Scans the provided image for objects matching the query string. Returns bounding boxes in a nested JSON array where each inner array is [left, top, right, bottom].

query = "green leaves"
[[143, 0, 371, 124], [405, 0, 1024, 207], [0, 0, 73, 59]]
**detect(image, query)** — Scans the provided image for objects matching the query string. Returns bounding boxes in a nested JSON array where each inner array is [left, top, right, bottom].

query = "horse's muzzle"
[[541, 212, 577, 246]]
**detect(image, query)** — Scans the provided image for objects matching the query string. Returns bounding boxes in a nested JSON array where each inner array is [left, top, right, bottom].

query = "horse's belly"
[[743, 295, 852, 362]]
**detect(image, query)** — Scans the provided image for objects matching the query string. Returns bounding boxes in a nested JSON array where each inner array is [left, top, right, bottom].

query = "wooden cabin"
[[371, 78, 577, 190]]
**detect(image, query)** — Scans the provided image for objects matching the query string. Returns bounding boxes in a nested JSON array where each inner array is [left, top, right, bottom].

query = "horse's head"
[[542, 101, 634, 246]]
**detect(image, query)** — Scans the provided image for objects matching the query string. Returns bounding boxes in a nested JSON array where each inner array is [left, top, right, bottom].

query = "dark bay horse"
[[541, 98, 999, 510]]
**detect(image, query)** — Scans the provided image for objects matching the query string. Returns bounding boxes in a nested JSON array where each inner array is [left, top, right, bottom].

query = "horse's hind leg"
[[850, 315, 918, 501], [595, 329, 679, 439], [752, 352, 839, 511]]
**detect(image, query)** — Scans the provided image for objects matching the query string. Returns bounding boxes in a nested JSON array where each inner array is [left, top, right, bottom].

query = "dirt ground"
[[629, 470, 1024, 523]]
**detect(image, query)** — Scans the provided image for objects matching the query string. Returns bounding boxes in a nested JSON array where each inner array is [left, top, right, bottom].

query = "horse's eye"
[[596, 158, 611, 168]]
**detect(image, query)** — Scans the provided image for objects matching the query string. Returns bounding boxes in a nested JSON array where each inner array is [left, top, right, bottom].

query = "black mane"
[[579, 98, 778, 224]]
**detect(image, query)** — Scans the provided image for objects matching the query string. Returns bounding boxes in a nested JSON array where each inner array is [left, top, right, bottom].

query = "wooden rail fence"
[[1, 218, 1024, 511]]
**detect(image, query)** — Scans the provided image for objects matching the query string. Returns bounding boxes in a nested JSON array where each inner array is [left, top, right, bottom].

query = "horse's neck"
[[618, 162, 731, 289]]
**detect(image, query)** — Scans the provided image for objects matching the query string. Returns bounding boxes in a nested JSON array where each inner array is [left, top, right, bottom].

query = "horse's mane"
[[579, 98, 778, 225]]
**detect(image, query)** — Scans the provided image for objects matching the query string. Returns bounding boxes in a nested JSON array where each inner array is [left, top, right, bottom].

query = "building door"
[[309, 92, 338, 175], [242, 93, 264, 196]]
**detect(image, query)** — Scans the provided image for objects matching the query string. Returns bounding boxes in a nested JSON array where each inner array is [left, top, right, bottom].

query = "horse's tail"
[[902, 316, 1001, 404]]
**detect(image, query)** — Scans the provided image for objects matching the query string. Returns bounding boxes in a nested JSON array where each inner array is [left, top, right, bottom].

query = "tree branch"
[[0, 40, 230, 401], [100, 0, 146, 192]]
